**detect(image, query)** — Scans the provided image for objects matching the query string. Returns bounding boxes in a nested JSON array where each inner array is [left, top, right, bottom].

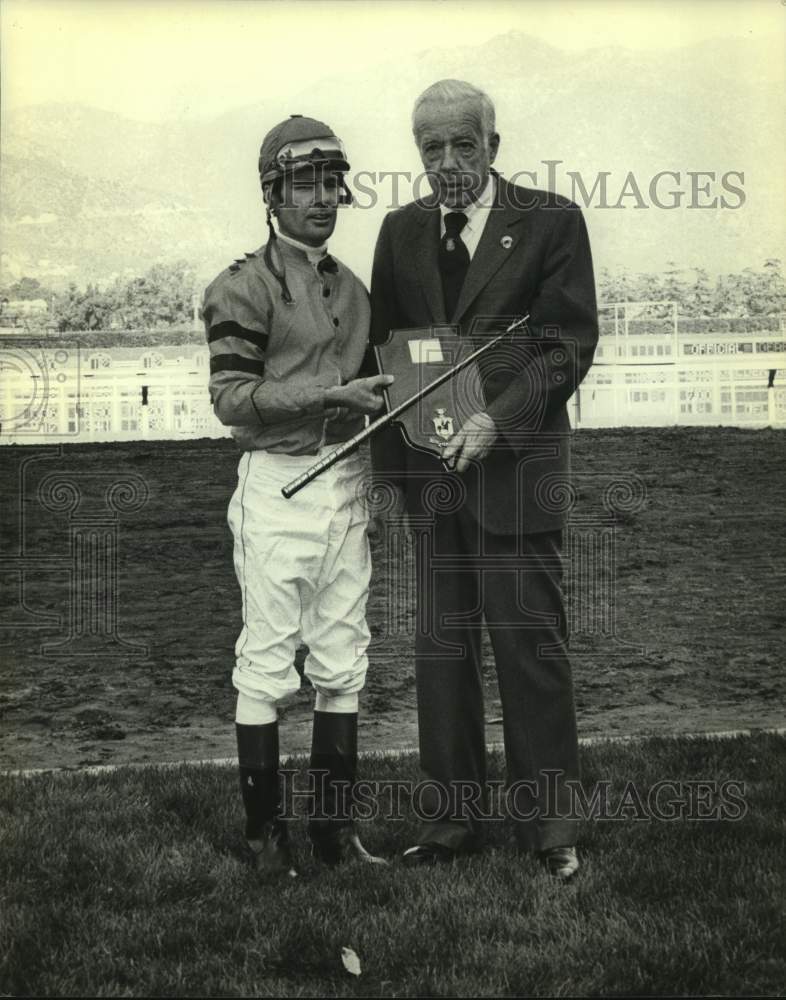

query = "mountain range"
[[1, 31, 783, 291]]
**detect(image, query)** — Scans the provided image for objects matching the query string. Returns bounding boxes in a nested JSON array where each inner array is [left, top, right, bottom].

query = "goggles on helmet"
[[261, 136, 352, 205], [274, 136, 349, 172]]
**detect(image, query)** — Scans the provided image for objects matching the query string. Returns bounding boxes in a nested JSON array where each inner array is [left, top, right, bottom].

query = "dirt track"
[[1, 428, 784, 771]]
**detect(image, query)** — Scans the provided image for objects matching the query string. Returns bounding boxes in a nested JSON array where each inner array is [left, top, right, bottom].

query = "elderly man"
[[369, 80, 598, 877]]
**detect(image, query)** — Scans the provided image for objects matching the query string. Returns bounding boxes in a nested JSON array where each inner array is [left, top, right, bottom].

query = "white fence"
[[1, 311, 784, 445]]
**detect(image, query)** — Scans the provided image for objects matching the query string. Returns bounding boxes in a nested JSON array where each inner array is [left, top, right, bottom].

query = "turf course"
[[1, 732, 784, 996]]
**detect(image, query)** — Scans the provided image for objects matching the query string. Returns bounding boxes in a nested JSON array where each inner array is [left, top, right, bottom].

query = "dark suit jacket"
[[368, 171, 599, 535]]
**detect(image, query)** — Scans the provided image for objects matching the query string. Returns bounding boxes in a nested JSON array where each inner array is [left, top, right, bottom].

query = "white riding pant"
[[227, 447, 371, 706]]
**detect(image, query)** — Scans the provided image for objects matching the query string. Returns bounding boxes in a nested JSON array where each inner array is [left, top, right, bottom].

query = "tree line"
[[598, 259, 784, 318], [1, 262, 197, 332], [1, 259, 784, 333]]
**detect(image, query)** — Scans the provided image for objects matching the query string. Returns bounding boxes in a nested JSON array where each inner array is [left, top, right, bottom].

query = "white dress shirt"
[[439, 173, 496, 260]]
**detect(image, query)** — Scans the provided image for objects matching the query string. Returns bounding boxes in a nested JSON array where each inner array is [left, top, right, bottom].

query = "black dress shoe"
[[309, 824, 388, 866], [247, 818, 299, 878], [401, 842, 458, 866], [538, 845, 579, 880]]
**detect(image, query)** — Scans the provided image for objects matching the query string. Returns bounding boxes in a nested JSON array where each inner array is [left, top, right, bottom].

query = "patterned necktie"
[[316, 254, 338, 276], [439, 212, 469, 319]]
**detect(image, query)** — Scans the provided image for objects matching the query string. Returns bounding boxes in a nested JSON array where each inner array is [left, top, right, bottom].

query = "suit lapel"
[[452, 175, 522, 326], [411, 204, 446, 324]]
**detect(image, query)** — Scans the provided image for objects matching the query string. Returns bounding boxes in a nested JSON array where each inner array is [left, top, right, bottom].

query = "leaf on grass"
[[341, 946, 361, 976]]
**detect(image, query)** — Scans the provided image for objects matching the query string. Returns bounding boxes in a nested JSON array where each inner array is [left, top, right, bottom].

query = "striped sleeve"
[[202, 272, 334, 427], [201, 275, 271, 427]]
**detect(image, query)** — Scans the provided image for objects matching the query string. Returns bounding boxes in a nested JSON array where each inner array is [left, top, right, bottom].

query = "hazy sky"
[[2, 0, 782, 122]]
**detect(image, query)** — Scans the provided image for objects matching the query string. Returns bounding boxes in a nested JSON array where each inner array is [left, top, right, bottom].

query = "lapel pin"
[[500, 235, 513, 249]]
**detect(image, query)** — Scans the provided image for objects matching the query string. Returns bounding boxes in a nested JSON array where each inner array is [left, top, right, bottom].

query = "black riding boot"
[[307, 711, 386, 865], [236, 721, 298, 877]]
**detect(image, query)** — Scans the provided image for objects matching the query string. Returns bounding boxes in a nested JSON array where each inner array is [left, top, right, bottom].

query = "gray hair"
[[412, 79, 496, 139]]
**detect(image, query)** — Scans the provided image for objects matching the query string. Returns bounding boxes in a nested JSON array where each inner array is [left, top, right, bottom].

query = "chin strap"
[[263, 209, 294, 304]]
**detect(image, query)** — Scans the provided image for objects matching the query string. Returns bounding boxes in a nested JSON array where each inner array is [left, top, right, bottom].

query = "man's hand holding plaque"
[[442, 411, 497, 473]]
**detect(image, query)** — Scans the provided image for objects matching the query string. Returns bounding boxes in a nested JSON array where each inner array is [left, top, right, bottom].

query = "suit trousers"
[[413, 502, 579, 852]]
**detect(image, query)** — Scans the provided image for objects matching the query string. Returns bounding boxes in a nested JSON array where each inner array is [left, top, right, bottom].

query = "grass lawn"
[[1, 733, 784, 997]]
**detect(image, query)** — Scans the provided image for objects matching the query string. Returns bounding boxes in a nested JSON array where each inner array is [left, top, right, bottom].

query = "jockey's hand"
[[442, 412, 497, 473], [326, 374, 394, 415], [325, 405, 353, 424]]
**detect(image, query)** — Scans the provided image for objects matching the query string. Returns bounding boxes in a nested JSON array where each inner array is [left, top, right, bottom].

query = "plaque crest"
[[429, 407, 454, 447]]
